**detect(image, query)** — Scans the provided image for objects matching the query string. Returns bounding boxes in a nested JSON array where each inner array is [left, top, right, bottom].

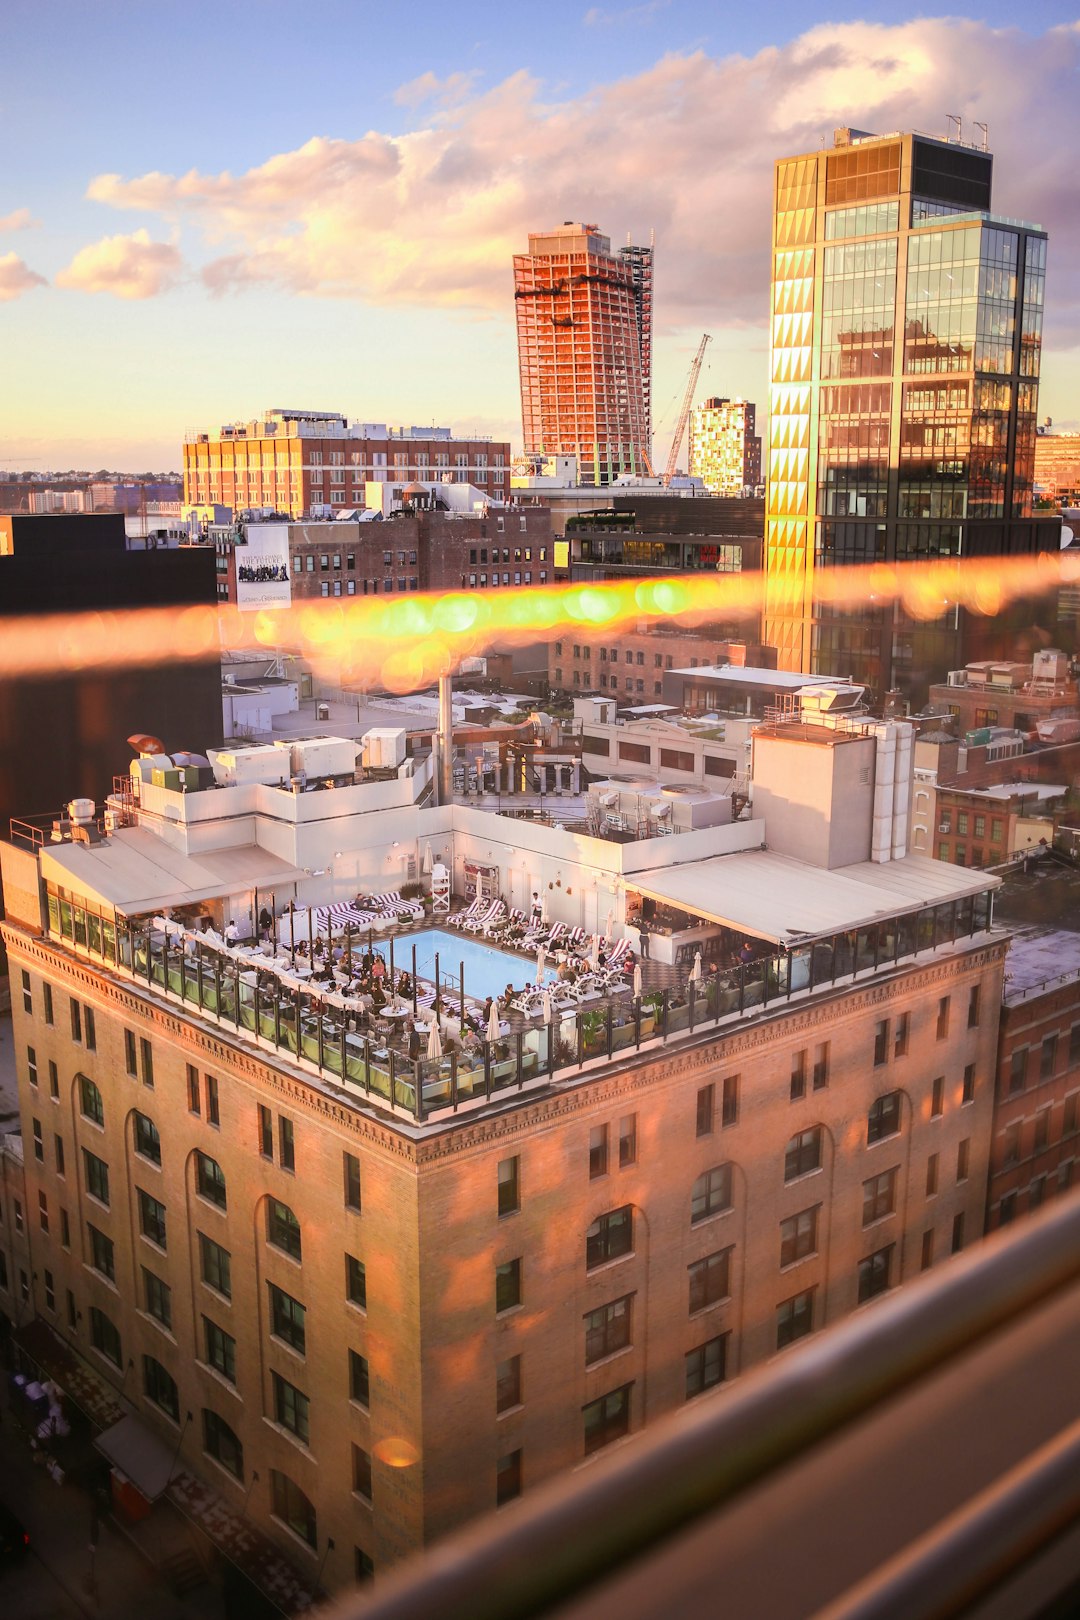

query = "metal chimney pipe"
[[438, 673, 454, 805]]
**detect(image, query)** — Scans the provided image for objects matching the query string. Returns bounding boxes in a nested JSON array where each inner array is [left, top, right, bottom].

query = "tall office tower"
[[689, 398, 762, 495], [764, 128, 1059, 697], [514, 224, 653, 487]]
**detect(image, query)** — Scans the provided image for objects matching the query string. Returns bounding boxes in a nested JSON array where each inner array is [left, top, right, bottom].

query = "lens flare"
[[0, 553, 1072, 690]]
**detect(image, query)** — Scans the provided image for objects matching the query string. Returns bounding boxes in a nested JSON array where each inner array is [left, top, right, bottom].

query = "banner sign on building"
[[236, 524, 292, 611]]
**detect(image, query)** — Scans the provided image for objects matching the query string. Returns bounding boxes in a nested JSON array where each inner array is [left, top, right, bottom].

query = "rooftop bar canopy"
[[40, 825, 306, 915], [628, 850, 998, 946]]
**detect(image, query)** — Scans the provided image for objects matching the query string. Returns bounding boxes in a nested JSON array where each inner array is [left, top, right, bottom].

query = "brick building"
[[549, 631, 773, 701], [183, 408, 510, 518]]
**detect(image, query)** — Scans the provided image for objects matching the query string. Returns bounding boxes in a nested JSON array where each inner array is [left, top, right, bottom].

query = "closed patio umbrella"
[[535, 945, 547, 985], [426, 1020, 443, 1060], [690, 950, 703, 983], [633, 963, 643, 999], [487, 1001, 501, 1044], [541, 989, 553, 1024]]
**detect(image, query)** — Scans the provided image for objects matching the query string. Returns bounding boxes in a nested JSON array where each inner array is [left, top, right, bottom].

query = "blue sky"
[[2, 1, 1078, 468]]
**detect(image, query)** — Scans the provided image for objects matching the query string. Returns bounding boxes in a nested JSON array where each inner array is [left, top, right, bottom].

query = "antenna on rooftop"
[[946, 113, 962, 143], [974, 121, 989, 152]]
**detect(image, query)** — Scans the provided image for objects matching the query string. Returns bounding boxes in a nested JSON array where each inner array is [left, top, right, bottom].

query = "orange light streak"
[[0, 553, 1076, 692]]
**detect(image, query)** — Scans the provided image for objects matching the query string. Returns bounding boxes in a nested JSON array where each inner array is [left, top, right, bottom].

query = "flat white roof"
[[668, 666, 849, 689], [629, 851, 997, 944], [41, 826, 306, 914]]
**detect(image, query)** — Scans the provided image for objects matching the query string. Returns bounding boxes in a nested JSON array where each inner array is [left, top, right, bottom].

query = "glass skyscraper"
[[765, 128, 1057, 697]]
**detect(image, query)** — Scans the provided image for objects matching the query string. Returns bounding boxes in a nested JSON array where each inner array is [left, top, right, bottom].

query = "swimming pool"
[[390, 928, 559, 1003]]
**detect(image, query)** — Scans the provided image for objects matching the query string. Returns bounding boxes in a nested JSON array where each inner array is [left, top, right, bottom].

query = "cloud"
[[0, 252, 47, 301], [55, 228, 184, 300], [0, 208, 39, 232], [77, 20, 1080, 349], [584, 1, 670, 27]]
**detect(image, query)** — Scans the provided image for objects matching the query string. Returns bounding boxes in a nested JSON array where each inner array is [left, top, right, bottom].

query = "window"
[[951, 1212, 965, 1254], [196, 1152, 226, 1209], [790, 1050, 807, 1100], [32, 1118, 43, 1161], [124, 1029, 138, 1076], [931, 1076, 945, 1118], [962, 1064, 975, 1104], [1041, 1036, 1058, 1081], [88, 1223, 115, 1281], [133, 1112, 161, 1165], [936, 997, 950, 1040], [49, 1060, 59, 1099], [268, 1282, 306, 1353], [589, 1125, 609, 1179], [813, 1043, 830, 1090], [20, 970, 31, 1014], [780, 1206, 819, 1267], [873, 1019, 889, 1066], [1008, 1049, 1027, 1094], [140, 1038, 154, 1087], [346, 1253, 367, 1309], [83, 1149, 109, 1206], [200, 1233, 231, 1298], [70, 998, 82, 1042], [619, 1115, 637, 1169], [54, 1134, 65, 1176], [89, 1305, 122, 1367], [85, 1007, 96, 1051], [776, 1288, 815, 1349], [138, 1188, 167, 1248], [921, 1229, 935, 1269], [352, 1445, 372, 1501], [188, 1065, 201, 1116], [1065, 1094, 1079, 1137], [498, 1156, 520, 1217], [867, 1092, 901, 1144], [43, 982, 53, 1024], [279, 1117, 295, 1171], [496, 1353, 521, 1413], [583, 1385, 632, 1455], [267, 1200, 302, 1261], [79, 1075, 104, 1127], [14, 1200, 23, 1234], [785, 1127, 823, 1181], [344, 1152, 362, 1211], [350, 1349, 370, 1407], [143, 1269, 171, 1329], [722, 1075, 739, 1127], [259, 1104, 273, 1158], [204, 1410, 244, 1481], [1003, 1122, 1021, 1168], [691, 1165, 732, 1224], [496, 1449, 522, 1505], [44, 1270, 54, 1311], [495, 1258, 522, 1313], [584, 1295, 632, 1365], [143, 1356, 179, 1422], [957, 1138, 971, 1181], [685, 1334, 728, 1399], [688, 1248, 731, 1313], [696, 1084, 714, 1137], [586, 1207, 633, 1270], [27, 1046, 38, 1088], [206, 1075, 220, 1128], [894, 1014, 910, 1058], [863, 1167, 898, 1225], [967, 985, 981, 1028], [926, 1152, 939, 1196], [273, 1372, 310, 1444], [60, 1208, 70, 1247], [858, 1245, 894, 1303], [355, 1548, 375, 1584]]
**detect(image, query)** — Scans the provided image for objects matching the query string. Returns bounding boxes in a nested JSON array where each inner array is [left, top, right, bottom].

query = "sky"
[[2, 0, 1079, 472]]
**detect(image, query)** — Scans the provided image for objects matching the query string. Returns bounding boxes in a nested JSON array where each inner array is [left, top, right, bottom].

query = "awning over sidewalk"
[[95, 1415, 178, 1502]]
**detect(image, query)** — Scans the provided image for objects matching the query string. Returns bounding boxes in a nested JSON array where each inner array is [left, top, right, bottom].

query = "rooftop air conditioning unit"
[[946, 670, 968, 687]]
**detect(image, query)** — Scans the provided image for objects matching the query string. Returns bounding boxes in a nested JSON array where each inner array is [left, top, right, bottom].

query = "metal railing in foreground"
[[340, 1194, 1080, 1620]]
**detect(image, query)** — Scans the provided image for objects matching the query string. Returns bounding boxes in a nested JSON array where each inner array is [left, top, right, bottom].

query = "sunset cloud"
[[78, 19, 1080, 343], [0, 251, 46, 301], [0, 208, 39, 232], [56, 229, 184, 300]]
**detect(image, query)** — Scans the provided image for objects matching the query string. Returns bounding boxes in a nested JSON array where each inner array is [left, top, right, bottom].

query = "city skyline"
[[2, 4, 1079, 469]]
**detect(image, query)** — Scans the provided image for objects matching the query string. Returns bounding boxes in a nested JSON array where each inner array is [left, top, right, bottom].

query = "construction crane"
[[663, 332, 711, 486]]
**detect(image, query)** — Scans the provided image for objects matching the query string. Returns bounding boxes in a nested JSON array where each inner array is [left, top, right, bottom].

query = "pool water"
[[391, 928, 559, 1003]]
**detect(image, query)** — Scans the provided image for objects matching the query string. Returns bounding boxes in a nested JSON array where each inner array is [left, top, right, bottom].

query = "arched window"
[[203, 1409, 243, 1480], [270, 1470, 317, 1547], [585, 1206, 633, 1270], [784, 1127, 823, 1182], [79, 1075, 104, 1127], [691, 1165, 732, 1224], [867, 1091, 902, 1144], [267, 1200, 302, 1261], [133, 1111, 161, 1165], [196, 1151, 227, 1209], [143, 1355, 179, 1422]]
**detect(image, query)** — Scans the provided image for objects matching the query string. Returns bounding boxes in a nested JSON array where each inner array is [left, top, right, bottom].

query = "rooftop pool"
[[391, 927, 559, 1003]]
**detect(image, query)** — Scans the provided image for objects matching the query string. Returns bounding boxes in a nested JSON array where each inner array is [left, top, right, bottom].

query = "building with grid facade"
[[689, 398, 762, 496], [764, 128, 1059, 699], [514, 224, 653, 487]]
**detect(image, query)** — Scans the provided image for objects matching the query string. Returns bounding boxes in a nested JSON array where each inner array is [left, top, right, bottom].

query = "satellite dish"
[[1060, 525, 1075, 550]]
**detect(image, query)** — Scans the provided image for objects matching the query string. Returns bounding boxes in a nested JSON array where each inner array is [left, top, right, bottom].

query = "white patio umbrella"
[[589, 935, 600, 968], [426, 1020, 443, 1060], [633, 963, 643, 999], [541, 989, 553, 1024], [487, 1001, 502, 1044], [535, 945, 547, 985], [605, 908, 616, 941], [690, 950, 703, 983], [422, 842, 434, 875]]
